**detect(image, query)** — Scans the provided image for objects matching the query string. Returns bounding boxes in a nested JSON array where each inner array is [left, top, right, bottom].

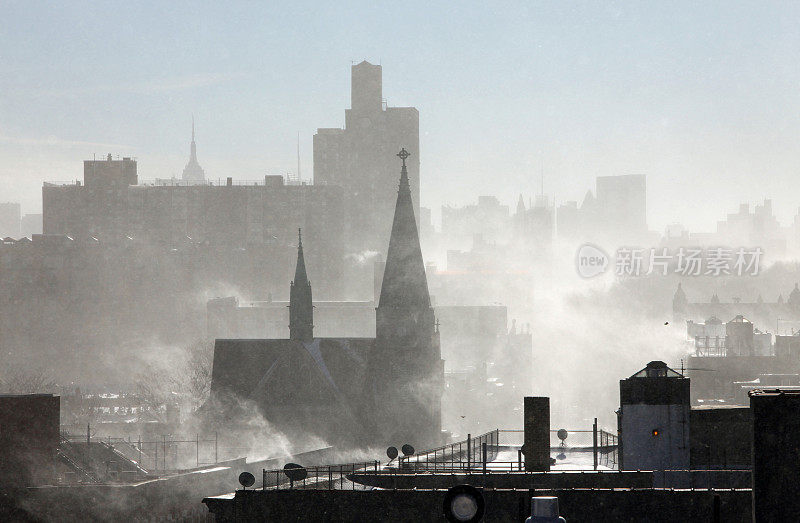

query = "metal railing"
[[258, 430, 501, 491], [60, 432, 222, 472], [261, 461, 381, 491], [596, 429, 618, 469], [397, 429, 500, 472], [256, 425, 619, 492]]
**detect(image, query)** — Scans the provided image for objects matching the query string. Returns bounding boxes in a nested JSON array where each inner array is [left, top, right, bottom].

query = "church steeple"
[[377, 148, 431, 310], [369, 148, 443, 448], [289, 228, 313, 341]]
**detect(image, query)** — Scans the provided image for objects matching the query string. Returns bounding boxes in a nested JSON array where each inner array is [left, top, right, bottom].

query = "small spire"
[[293, 227, 308, 285], [396, 148, 410, 190], [289, 227, 313, 341], [516, 194, 526, 213], [192, 114, 195, 142]]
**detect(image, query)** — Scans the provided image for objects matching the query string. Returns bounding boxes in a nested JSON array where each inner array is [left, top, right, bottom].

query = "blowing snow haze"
[[2, 2, 800, 521]]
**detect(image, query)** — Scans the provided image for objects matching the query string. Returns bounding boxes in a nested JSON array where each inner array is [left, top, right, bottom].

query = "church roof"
[[378, 149, 431, 309], [210, 338, 373, 403]]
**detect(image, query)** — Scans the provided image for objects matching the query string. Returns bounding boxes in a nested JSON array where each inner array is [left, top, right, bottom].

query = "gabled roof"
[[210, 338, 372, 402]]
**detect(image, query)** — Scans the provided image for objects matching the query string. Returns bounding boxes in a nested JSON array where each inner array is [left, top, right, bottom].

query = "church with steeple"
[[204, 149, 444, 448]]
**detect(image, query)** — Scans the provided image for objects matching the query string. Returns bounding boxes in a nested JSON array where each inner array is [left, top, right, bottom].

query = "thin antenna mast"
[[540, 157, 544, 197]]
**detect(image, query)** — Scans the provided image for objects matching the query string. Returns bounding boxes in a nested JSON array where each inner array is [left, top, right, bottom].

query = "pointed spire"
[[182, 115, 205, 182], [290, 227, 313, 341], [294, 228, 308, 285], [190, 115, 197, 161], [673, 282, 687, 310], [378, 148, 431, 309]]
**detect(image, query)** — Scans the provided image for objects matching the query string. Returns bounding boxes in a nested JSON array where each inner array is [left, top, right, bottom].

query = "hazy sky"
[[2, 1, 799, 232]]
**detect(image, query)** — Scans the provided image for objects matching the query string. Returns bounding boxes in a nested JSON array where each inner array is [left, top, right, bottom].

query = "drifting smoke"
[[345, 250, 381, 266]]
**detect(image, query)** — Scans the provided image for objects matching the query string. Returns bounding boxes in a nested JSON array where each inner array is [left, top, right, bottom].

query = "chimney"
[[522, 396, 550, 472]]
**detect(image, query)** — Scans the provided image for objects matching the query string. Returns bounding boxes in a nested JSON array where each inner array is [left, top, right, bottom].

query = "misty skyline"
[[2, 1, 800, 232]]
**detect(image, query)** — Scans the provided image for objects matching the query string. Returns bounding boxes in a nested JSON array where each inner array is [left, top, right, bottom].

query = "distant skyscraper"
[[0, 202, 21, 238], [595, 174, 647, 234], [41, 156, 345, 291], [556, 174, 648, 244], [314, 61, 420, 252], [182, 117, 206, 183], [19, 213, 42, 238]]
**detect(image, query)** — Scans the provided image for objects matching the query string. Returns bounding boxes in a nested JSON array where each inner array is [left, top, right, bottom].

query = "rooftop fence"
[[259, 425, 619, 491]]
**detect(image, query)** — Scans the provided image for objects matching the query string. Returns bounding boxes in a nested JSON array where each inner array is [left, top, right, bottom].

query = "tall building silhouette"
[[182, 117, 206, 183], [314, 61, 420, 252]]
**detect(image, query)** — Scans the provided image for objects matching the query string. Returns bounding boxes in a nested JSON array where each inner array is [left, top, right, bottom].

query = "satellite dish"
[[387, 446, 399, 460], [401, 444, 415, 456], [238, 471, 255, 488], [283, 463, 308, 482], [557, 429, 568, 441]]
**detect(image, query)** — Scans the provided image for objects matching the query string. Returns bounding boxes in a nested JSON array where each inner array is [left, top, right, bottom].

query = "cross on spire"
[[397, 148, 410, 168]]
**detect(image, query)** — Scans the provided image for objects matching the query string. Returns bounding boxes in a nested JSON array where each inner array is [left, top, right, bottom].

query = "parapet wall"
[[205, 487, 752, 522]]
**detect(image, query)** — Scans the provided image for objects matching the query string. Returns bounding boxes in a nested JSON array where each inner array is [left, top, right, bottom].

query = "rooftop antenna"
[[297, 131, 301, 183], [540, 157, 544, 197]]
